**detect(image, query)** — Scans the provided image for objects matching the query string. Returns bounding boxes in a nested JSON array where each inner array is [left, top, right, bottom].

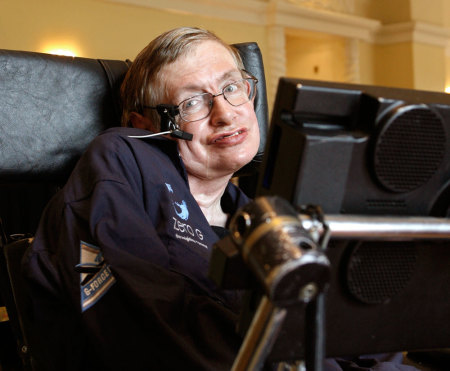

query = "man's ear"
[[129, 112, 156, 131]]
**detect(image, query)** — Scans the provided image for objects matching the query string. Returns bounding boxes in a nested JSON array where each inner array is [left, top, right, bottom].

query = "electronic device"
[[251, 78, 450, 363], [257, 78, 450, 217]]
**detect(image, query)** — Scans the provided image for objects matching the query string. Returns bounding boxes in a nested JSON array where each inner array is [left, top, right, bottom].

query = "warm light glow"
[[446, 86, 450, 94], [46, 48, 77, 57], [41, 41, 79, 57]]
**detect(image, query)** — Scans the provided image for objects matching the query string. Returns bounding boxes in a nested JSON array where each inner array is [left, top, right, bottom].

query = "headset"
[[129, 104, 193, 141]]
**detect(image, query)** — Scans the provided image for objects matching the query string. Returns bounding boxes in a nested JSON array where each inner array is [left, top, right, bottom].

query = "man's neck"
[[189, 175, 231, 227]]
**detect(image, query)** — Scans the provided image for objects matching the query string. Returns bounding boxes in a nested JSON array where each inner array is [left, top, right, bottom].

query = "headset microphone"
[[128, 104, 193, 141], [169, 127, 194, 141]]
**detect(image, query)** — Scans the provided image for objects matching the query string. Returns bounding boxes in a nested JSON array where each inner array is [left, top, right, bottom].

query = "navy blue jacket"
[[24, 127, 250, 370]]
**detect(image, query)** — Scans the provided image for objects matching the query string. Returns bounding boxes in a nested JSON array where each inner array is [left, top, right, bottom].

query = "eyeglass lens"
[[179, 78, 256, 123]]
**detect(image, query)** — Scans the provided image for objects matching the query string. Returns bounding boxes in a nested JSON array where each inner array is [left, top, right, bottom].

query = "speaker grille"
[[366, 199, 407, 210], [346, 242, 417, 304], [374, 106, 446, 193]]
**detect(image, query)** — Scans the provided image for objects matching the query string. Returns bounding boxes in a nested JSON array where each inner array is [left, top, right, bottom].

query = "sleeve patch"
[[78, 241, 116, 312]]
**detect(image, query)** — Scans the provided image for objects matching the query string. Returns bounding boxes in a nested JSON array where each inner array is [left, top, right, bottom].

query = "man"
[[23, 27, 419, 371], [24, 27, 260, 370]]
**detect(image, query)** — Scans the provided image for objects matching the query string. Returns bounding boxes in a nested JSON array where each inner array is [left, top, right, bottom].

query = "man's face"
[[160, 40, 260, 181]]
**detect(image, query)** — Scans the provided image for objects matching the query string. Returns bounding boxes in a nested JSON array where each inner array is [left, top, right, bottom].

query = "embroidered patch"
[[77, 241, 116, 312], [165, 182, 207, 249]]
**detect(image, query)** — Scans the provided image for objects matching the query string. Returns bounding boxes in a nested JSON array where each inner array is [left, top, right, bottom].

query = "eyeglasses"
[[144, 72, 258, 123]]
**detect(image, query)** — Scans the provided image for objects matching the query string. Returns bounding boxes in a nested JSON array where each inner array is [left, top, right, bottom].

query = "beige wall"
[[283, 0, 450, 93], [373, 41, 447, 92], [413, 43, 446, 91], [410, 0, 445, 26], [374, 43, 414, 89], [358, 40, 376, 84], [0, 0, 267, 61], [1, 0, 449, 98], [285, 33, 378, 87], [355, 0, 445, 26], [357, 0, 412, 23], [447, 54, 450, 92], [445, 0, 450, 28], [286, 32, 350, 83]]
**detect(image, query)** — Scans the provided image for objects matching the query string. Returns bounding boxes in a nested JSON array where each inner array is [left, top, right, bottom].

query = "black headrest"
[[233, 42, 269, 163], [0, 43, 268, 184], [0, 50, 130, 183]]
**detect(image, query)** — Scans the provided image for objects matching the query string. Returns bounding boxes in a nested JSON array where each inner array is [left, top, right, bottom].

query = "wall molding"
[[105, 0, 379, 41], [268, 0, 380, 41], [105, 0, 450, 49], [105, 0, 267, 25], [375, 21, 450, 48]]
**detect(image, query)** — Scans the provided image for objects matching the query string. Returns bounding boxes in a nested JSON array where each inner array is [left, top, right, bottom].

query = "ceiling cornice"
[[375, 21, 450, 48], [105, 0, 450, 47], [105, 0, 267, 25], [267, 0, 380, 41]]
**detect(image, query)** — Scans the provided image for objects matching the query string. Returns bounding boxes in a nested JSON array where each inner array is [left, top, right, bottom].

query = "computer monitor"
[[257, 78, 450, 217], [254, 78, 450, 362]]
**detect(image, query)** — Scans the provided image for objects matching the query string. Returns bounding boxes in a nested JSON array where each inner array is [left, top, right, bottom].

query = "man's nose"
[[209, 94, 235, 126]]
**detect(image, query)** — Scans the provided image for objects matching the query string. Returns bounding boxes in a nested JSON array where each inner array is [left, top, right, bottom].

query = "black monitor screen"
[[254, 78, 450, 362]]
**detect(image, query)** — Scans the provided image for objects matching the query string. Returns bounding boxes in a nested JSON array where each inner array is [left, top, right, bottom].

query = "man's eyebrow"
[[219, 70, 242, 81], [218, 70, 245, 85], [178, 70, 242, 93]]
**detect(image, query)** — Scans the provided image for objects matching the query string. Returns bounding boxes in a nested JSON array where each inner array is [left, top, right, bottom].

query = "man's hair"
[[120, 27, 245, 128]]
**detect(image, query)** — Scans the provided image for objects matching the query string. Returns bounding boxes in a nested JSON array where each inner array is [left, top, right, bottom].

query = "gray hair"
[[120, 27, 245, 128]]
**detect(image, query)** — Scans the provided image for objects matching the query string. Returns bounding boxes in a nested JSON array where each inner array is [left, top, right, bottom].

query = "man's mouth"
[[213, 130, 244, 143]]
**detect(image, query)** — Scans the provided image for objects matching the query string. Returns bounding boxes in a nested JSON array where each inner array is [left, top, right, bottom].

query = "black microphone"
[[170, 128, 193, 141]]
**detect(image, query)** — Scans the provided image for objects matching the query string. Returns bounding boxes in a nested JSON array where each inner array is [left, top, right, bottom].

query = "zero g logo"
[[165, 182, 206, 246], [173, 217, 204, 240]]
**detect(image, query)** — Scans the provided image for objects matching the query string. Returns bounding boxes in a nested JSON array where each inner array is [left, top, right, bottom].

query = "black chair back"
[[0, 237, 36, 370]]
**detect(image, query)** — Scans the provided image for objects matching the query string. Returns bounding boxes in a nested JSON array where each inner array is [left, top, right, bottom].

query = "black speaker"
[[372, 104, 446, 193], [345, 241, 417, 304]]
